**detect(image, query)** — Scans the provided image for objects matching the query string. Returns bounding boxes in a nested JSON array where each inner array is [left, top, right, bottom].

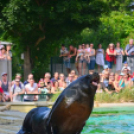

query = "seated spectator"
[[71, 70, 78, 81], [122, 61, 131, 73], [66, 73, 74, 86], [24, 73, 33, 85], [38, 81, 51, 94], [0, 87, 5, 102], [55, 73, 66, 92], [51, 72, 59, 85], [101, 72, 113, 94], [38, 81, 51, 101], [10, 78, 25, 102], [0, 72, 11, 101], [12, 73, 22, 85], [24, 77, 38, 101], [107, 72, 115, 92], [44, 72, 52, 92], [124, 73, 133, 88], [38, 78, 44, 88], [118, 73, 125, 90], [102, 65, 109, 74], [113, 73, 122, 92]]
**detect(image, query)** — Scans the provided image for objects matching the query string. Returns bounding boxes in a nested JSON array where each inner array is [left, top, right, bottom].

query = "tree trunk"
[[24, 47, 32, 80]]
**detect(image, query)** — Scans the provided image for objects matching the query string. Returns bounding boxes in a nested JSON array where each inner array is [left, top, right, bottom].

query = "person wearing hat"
[[102, 65, 109, 74], [59, 44, 71, 74], [10, 78, 25, 102], [0, 72, 11, 101], [12, 73, 22, 85], [121, 61, 131, 73]]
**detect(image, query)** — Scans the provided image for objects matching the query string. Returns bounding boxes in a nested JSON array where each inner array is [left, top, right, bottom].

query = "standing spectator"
[[125, 39, 134, 73], [24, 78, 38, 101], [6, 44, 12, 82], [69, 45, 77, 71], [76, 45, 86, 76], [0, 45, 4, 56], [96, 44, 105, 72], [10, 78, 25, 102], [115, 42, 124, 73], [106, 43, 116, 71], [88, 43, 96, 74], [59, 44, 70, 74], [0, 72, 11, 101], [84, 44, 90, 63]]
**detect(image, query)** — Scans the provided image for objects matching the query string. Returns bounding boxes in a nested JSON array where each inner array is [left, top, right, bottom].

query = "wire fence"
[[50, 55, 129, 76]]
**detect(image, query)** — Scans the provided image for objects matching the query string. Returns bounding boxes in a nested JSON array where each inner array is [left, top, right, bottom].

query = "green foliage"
[[95, 89, 134, 103]]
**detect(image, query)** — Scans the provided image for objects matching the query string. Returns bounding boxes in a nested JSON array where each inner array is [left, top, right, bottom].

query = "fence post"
[[50, 57, 53, 77]]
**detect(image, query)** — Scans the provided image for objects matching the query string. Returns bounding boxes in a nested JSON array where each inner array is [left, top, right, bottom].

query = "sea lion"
[[17, 72, 99, 134]]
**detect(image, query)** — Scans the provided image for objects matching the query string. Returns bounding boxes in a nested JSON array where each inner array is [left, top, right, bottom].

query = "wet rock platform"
[[0, 111, 26, 134]]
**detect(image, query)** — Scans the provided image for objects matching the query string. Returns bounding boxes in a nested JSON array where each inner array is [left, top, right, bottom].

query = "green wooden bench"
[[19, 94, 53, 101]]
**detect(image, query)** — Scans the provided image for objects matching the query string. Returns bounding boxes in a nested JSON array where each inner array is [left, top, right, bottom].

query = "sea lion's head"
[[84, 72, 100, 95]]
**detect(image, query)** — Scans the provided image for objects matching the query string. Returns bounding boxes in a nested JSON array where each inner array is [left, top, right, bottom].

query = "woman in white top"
[[96, 44, 105, 72], [75, 44, 86, 76], [24, 78, 38, 101]]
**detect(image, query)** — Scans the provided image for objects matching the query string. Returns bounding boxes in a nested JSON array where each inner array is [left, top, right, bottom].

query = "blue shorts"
[[79, 58, 87, 63], [106, 61, 114, 69], [88, 60, 95, 70], [64, 60, 70, 69]]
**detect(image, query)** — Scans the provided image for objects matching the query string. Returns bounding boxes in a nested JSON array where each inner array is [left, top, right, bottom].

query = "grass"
[[95, 88, 134, 103], [51, 88, 134, 103]]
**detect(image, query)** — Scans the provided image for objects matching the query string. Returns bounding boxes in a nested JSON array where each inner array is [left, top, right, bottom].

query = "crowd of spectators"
[[0, 39, 134, 102], [60, 39, 134, 75]]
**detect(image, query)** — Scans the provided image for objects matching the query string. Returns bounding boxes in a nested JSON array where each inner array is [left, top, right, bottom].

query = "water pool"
[[0, 106, 134, 134], [82, 114, 134, 134]]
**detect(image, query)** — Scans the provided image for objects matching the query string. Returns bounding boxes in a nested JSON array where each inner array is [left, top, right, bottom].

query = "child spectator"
[[102, 65, 109, 74], [121, 61, 131, 73], [113, 73, 121, 93]]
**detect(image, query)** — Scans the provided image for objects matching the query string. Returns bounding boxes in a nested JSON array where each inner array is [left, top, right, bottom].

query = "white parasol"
[[0, 41, 13, 45]]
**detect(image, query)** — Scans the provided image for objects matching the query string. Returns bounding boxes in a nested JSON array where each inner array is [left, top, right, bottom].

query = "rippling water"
[[82, 114, 134, 134]]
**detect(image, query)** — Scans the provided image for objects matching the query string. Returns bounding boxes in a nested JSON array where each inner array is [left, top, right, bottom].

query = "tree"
[[0, 0, 108, 79]]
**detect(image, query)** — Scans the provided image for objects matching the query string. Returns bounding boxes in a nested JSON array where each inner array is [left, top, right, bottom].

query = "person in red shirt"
[[0, 87, 5, 102], [106, 43, 116, 71]]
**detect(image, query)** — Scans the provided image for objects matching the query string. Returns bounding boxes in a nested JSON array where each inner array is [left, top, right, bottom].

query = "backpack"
[[13, 83, 22, 94]]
